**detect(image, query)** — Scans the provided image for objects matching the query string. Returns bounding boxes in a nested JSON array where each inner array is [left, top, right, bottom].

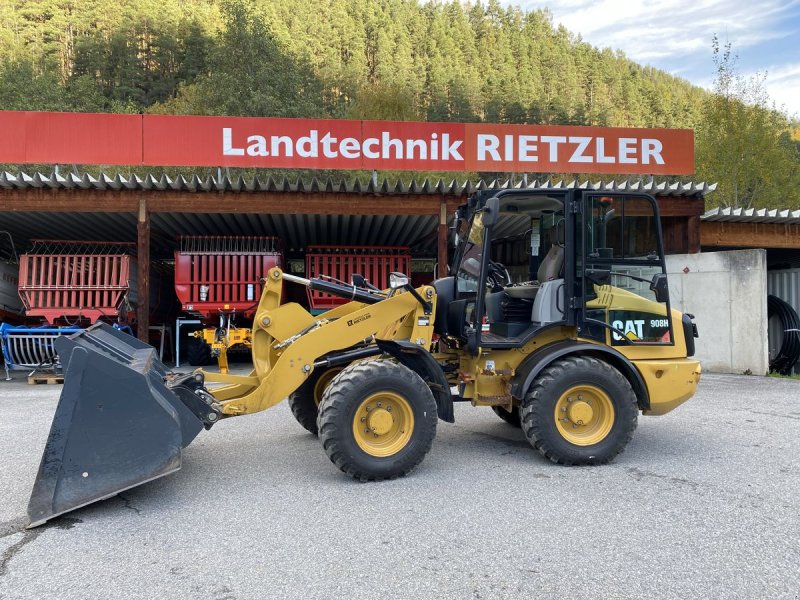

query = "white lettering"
[[634, 319, 645, 338], [406, 139, 427, 160], [540, 135, 566, 162], [595, 138, 615, 163], [518, 135, 538, 162], [441, 133, 463, 161], [219, 128, 676, 169], [222, 128, 244, 156], [642, 139, 664, 165], [477, 134, 500, 161], [339, 137, 360, 159], [246, 135, 268, 157], [613, 319, 645, 340], [297, 129, 319, 158], [362, 137, 379, 159], [382, 132, 403, 159], [568, 137, 592, 163], [618, 138, 637, 164], [321, 132, 338, 158], [271, 135, 293, 157], [504, 135, 514, 162]]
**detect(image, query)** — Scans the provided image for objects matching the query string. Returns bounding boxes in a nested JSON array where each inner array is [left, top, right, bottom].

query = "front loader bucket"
[[27, 323, 218, 527]]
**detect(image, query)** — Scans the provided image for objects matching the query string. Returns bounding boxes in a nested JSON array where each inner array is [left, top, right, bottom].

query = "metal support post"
[[175, 318, 202, 368], [136, 197, 150, 342], [437, 201, 448, 278]]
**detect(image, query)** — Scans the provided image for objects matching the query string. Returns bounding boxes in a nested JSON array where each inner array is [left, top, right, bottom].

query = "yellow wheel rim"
[[313, 368, 342, 407], [352, 391, 414, 457], [554, 385, 615, 446]]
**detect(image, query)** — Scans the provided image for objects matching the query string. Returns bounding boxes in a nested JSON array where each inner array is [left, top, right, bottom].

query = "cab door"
[[576, 192, 674, 347]]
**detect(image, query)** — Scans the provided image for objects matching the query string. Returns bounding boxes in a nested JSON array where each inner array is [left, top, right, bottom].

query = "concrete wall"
[[666, 249, 768, 375]]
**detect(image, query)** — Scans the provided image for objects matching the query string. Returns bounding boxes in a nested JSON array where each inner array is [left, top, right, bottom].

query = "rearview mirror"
[[650, 273, 669, 303], [482, 197, 500, 227], [585, 268, 611, 285]]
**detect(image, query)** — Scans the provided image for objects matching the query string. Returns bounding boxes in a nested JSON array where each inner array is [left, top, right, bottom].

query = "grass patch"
[[767, 371, 800, 380]]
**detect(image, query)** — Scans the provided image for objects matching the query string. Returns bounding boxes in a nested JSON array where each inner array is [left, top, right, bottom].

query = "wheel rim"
[[554, 385, 615, 446], [352, 391, 415, 457], [313, 368, 342, 407]]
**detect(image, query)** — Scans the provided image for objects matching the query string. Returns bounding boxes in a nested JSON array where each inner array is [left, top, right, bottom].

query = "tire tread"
[[520, 355, 637, 465], [317, 359, 437, 481]]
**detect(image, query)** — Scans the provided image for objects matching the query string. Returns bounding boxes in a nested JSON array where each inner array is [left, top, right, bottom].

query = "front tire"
[[520, 355, 638, 465], [288, 367, 342, 435], [186, 337, 212, 366], [317, 359, 437, 481]]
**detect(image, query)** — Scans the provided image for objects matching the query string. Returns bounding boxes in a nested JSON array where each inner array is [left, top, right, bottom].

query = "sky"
[[510, 0, 800, 118]]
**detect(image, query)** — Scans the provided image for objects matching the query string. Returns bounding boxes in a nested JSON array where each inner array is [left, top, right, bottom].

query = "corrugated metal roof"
[[0, 209, 439, 255], [0, 171, 716, 198], [0, 171, 716, 258], [702, 207, 800, 224]]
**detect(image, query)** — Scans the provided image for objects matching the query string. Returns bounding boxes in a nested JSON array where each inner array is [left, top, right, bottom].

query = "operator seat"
[[485, 234, 565, 330], [499, 236, 564, 302], [536, 227, 564, 285]]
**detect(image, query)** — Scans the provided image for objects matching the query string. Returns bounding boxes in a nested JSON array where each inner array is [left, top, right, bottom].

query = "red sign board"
[[0, 111, 142, 165], [0, 111, 695, 175]]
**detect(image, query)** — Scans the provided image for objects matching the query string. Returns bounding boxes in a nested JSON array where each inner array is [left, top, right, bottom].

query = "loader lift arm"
[[202, 268, 440, 416]]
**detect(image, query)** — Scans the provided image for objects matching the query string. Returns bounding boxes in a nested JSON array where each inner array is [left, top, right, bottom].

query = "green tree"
[[0, 55, 65, 110], [696, 37, 800, 209], [176, 0, 326, 118]]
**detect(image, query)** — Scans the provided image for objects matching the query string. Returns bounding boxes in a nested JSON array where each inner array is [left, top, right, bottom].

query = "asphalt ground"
[[0, 369, 798, 599]]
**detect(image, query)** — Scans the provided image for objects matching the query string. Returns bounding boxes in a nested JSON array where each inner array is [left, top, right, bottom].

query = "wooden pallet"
[[27, 374, 64, 385]]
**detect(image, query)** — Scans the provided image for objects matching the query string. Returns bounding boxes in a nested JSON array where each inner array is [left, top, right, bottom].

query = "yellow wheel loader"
[[27, 189, 701, 526]]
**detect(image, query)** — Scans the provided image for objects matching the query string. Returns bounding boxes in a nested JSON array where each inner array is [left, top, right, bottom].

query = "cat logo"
[[612, 319, 644, 341]]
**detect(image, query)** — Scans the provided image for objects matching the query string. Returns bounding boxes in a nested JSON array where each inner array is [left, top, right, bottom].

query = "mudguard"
[[510, 340, 650, 410], [375, 339, 455, 423]]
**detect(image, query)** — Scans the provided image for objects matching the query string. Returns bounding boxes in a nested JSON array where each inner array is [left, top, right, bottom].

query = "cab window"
[[455, 212, 485, 294], [583, 195, 671, 345]]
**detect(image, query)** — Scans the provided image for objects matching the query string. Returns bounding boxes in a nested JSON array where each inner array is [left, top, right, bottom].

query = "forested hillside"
[[0, 0, 797, 208]]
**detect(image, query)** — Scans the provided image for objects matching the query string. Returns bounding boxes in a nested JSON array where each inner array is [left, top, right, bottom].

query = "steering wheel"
[[487, 260, 512, 289]]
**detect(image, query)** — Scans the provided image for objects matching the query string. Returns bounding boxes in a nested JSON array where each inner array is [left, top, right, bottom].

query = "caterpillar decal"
[[609, 310, 671, 344]]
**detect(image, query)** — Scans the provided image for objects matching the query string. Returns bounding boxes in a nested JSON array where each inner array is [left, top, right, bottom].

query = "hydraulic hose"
[[282, 272, 386, 305], [767, 295, 800, 374]]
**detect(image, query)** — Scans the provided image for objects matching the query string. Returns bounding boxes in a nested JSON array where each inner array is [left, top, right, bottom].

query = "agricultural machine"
[[305, 246, 412, 314], [1, 240, 136, 375], [27, 188, 701, 526], [175, 236, 283, 373]]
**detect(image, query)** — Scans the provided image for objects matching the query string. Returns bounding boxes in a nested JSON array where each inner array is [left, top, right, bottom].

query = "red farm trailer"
[[305, 246, 412, 314], [18, 240, 136, 325], [2, 240, 137, 375], [174, 236, 283, 371]]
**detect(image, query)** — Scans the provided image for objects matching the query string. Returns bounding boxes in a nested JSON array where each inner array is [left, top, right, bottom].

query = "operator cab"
[[433, 191, 569, 348], [459, 194, 566, 344], [434, 188, 679, 354]]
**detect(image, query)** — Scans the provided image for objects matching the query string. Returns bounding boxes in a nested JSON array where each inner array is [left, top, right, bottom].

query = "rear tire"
[[288, 367, 342, 435], [492, 405, 521, 427], [520, 355, 638, 465], [186, 337, 211, 366], [317, 359, 437, 481]]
